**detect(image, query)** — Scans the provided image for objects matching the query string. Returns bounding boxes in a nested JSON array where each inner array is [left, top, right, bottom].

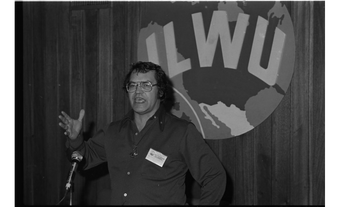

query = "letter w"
[[192, 11, 249, 69]]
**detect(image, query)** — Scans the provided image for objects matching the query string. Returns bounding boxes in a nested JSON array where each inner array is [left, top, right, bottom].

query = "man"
[[59, 61, 226, 205]]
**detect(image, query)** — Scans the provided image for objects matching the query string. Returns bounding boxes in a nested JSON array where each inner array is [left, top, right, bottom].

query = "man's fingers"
[[59, 122, 65, 128], [58, 115, 68, 124], [61, 111, 72, 121], [78, 109, 85, 121], [59, 122, 68, 130]]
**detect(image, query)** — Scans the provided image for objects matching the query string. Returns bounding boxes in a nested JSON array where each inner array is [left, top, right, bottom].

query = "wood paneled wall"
[[20, 1, 324, 205], [205, 2, 325, 205]]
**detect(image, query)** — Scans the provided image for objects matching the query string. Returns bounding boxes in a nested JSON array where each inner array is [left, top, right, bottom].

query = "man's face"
[[128, 70, 161, 117]]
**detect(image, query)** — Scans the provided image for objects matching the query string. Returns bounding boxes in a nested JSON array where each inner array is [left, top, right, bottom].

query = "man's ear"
[[159, 90, 164, 99]]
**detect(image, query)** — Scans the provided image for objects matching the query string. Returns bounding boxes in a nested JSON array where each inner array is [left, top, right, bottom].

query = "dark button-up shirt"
[[68, 105, 226, 205]]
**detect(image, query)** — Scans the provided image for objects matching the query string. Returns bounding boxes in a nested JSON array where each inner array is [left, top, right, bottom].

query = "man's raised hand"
[[58, 109, 85, 140]]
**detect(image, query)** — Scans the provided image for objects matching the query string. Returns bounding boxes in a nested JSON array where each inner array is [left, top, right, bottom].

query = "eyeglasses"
[[126, 81, 158, 93]]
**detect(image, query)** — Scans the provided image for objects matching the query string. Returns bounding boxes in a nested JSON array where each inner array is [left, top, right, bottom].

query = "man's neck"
[[134, 107, 160, 132], [134, 114, 150, 132]]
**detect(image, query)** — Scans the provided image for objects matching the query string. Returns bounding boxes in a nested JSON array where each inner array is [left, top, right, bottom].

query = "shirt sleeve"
[[180, 123, 227, 205], [65, 127, 108, 170]]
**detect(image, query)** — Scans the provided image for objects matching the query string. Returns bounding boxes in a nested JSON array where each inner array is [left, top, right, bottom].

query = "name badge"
[[145, 148, 167, 167]]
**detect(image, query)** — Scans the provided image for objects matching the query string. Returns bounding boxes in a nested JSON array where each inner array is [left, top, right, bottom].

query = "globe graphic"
[[138, 1, 295, 139]]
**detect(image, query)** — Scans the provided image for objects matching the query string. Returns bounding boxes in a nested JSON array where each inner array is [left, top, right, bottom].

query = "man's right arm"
[[59, 109, 107, 170], [66, 129, 107, 170]]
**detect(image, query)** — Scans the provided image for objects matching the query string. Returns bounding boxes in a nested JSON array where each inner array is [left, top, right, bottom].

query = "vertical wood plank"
[[126, 2, 140, 65], [31, 3, 47, 204], [234, 132, 254, 205], [310, 1, 325, 205], [56, 2, 72, 201], [112, 2, 130, 120], [82, 9, 100, 205], [84, 9, 99, 137], [70, 10, 85, 124], [70, 9, 86, 205], [271, 90, 291, 204], [98, 8, 113, 131], [290, 1, 310, 204], [95, 8, 113, 205], [23, 2, 34, 204], [44, 2, 61, 204], [253, 116, 272, 205]]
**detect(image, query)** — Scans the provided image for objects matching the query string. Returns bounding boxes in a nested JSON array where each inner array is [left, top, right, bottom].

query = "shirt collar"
[[119, 105, 166, 132]]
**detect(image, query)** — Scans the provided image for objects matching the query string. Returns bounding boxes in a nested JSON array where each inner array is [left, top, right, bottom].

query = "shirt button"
[[124, 193, 127, 197], [127, 172, 131, 175], [135, 132, 138, 135]]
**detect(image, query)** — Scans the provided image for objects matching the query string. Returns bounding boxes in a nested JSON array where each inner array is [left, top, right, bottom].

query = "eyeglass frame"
[[125, 81, 158, 93]]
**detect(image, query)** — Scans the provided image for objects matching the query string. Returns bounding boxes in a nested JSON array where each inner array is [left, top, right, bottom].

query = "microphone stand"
[[56, 164, 76, 206], [69, 185, 73, 206], [65, 162, 77, 205], [57, 151, 83, 206]]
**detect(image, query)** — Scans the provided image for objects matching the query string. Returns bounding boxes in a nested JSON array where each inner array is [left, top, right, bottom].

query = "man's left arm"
[[181, 123, 227, 205]]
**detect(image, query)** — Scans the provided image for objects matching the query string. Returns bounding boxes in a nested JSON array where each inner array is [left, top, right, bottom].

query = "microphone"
[[65, 151, 83, 190]]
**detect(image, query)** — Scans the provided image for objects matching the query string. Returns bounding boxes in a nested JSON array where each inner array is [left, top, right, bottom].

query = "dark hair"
[[123, 61, 169, 101]]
